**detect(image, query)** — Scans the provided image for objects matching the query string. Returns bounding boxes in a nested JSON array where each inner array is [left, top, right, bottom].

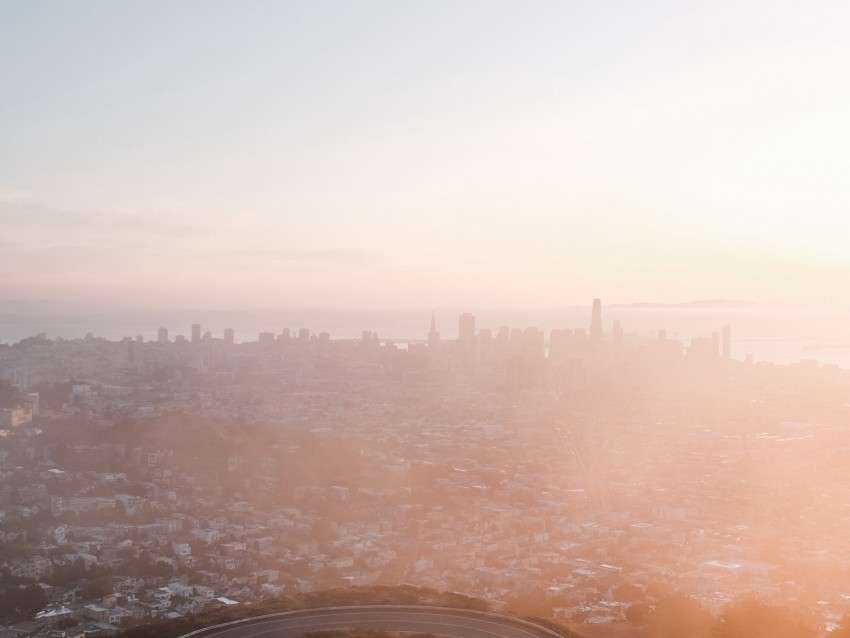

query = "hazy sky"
[[2, 1, 850, 310]]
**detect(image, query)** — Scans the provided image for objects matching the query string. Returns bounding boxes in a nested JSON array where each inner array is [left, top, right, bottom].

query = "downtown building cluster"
[[0, 302, 849, 636]]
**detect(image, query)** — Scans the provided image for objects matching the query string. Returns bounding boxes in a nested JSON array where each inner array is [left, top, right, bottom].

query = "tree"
[[645, 593, 711, 638], [625, 602, 650, 625], [82, 577, 113, 599], [116, 546, 137, 560], [153, 560, 175, 578], [0, 585, 46, 618], [30, 380, 74, 410], [613, 582, 645, 603], [712, 598, 816, 638], [505, 588, 553, 619], [0, 380, 22, 409], [645, 581, 673, 600]]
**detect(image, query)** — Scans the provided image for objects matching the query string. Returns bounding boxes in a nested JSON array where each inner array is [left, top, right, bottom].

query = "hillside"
[[115, 585, 581, 638]]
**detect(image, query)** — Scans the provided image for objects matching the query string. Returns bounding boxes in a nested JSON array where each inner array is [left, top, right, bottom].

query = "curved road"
[[178, 606, 563, 638]]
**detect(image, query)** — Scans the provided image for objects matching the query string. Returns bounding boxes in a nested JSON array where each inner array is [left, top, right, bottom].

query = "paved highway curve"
[[177, 606, 564, 638]]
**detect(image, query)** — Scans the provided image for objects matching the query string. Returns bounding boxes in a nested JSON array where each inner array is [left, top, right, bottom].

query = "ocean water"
[[2, 306, 850, 368]]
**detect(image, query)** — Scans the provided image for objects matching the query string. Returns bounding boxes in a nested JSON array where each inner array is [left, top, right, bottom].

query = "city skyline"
[[2, 283, 850, 635], [4, 4, 850, 633], [3, 2, 850, 310]]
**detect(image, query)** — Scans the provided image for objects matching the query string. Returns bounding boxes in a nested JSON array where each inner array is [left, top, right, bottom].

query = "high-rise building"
[[722, 325, 732, 360], [459, 313, 475, 341], [522, 327, 545, 360], [612, 319, 623, 351], [191, 323, 201, 343], [27, 392, 39, 416], [224, 328, 234, 345], [157, 327, 168, 344], [458, 313, 476, 369], [590, 298, 602, 342], [124, 337, 135, 363], [428, 312, 440, 350]]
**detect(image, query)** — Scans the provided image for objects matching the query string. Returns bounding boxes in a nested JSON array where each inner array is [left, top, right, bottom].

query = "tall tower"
[[459, 313, 475, 342], [458, 313, 476, 370], [590, 298, 602, 343], [428, 312, 440, 350], [722, 325, 731, 360], [224, 328, 235, 345], [612, 319, 623, 351], [191, 323, 201, 343], [157, 327, 168, 344]]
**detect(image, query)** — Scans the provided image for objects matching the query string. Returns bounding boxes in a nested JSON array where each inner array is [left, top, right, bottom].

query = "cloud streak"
[[0, 197, 196, 240], [0, 187, 33, 202], [189, 247, 378, 267]]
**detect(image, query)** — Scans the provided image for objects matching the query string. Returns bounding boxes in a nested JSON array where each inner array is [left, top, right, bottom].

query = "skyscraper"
[[458, 313, 476, 369], [459, 313, 475, 342], [428, 312, 440, 350], [612, 319, 623, 351], [590, 298, 602, 342], [224, 328, 234, 345], [157, 327, 168, 344], [191, 323, 201, 343]]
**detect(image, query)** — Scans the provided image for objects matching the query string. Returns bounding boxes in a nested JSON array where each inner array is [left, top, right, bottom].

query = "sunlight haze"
[[2, 1, 849, 309], [6, 5, 850, 637]]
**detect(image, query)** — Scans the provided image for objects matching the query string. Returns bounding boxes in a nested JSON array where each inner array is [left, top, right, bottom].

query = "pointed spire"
[[428, 311, 440, 349]]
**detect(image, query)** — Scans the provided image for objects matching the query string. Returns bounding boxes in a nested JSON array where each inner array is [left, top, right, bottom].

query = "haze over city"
[[4, 3, 850, 638]]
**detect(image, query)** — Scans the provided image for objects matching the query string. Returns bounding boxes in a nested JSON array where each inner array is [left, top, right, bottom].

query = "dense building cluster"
[[1, 303, 850, 637]]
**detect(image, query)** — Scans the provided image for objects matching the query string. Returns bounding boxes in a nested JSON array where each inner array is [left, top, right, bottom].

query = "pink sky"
[[2, 2, 849, 310]]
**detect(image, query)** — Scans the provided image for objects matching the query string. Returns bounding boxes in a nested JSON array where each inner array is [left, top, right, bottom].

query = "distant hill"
[[609, 300, 759, 309]]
